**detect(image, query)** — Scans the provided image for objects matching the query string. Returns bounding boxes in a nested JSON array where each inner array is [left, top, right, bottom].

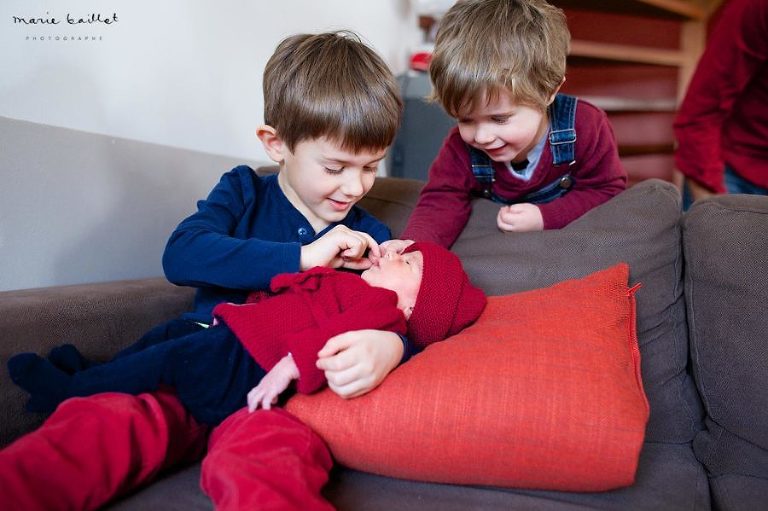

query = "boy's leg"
[[202, 408, 334, 511], [44, 318, 204, 373], [9, 330, 186, 413], [0, 389, 208, 511], [114, 318, 205, 358], [10, 325, 257, 423]]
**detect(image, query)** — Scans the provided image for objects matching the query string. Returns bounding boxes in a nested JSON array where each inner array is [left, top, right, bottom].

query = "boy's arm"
[[400, 130, 475, 248], [163, 167, 300, 291], [163, 167, 385, 289], [536, 108, 627, 229]]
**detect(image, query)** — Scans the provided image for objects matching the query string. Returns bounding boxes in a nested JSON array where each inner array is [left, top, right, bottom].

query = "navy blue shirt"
[[163, 166, 391, 323]]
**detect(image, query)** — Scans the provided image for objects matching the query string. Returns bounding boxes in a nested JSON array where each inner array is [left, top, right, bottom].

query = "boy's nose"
[[474, 125, 494, 145], [341, 172, 365, 197]]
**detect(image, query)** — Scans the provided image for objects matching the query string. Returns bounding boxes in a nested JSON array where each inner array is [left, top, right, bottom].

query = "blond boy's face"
[[361, 250, 423, 318], [277, 137, 385, 232], [456, 89, 548, 165]]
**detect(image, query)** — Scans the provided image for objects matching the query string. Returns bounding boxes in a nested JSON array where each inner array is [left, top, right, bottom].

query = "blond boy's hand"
[[316, 329, 403, 399], [497, 203, 544, 232], [247, 353, 299, 412], [300, 225, 381, 270]]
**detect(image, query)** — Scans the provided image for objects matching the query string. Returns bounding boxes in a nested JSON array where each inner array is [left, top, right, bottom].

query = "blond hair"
[[429, 0, 569, 116], [263, 31, 402, 152]]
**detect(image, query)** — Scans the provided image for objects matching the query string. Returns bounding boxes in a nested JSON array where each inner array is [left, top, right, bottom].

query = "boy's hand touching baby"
[[372, 239, 415, 265], [300, 225, 381, 271], [247, 353, 299, 411], [497, 203, 544, 232]]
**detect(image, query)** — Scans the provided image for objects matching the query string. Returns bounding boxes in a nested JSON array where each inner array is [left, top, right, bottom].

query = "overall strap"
[[548, 93, 578, 166], [469, 146, 495, 200], [468, 136, 573, 205]]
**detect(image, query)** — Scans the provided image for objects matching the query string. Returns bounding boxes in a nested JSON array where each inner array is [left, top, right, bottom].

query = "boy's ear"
[[547, 77, 566, 105], [256, 125, 286, 164]]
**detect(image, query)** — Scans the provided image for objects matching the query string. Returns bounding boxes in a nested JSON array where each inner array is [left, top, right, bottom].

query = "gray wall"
[[1, 1, 420, 163], [0, 117, 253, 291]]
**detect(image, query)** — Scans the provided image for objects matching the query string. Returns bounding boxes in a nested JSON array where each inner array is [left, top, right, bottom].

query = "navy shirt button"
[[298, 227, 308, 236]]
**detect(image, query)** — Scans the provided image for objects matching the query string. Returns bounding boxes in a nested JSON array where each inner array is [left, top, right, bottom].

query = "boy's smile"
[[275, 137, 386, 232], [457, 89, 549, 165]]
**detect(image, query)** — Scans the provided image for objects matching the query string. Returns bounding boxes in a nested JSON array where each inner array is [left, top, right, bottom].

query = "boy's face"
[[456, 89, 547, 164], [278, 137, 385, 232], [361, 250, 423, 318]]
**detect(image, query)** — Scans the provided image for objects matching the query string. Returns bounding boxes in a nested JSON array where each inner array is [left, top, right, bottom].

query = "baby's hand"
[[497, 203, 544, 232], [300, 225, 381, 270], [373, 239, 415, 265], [247, 354, 299, 411]]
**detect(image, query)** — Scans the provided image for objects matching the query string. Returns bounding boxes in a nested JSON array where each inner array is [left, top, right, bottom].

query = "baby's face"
[[361, 250, 423, 316]]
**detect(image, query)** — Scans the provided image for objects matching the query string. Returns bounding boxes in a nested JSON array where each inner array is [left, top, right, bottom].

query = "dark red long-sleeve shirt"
[[673, 0, 768, 193], [401, 100, 626, 247]]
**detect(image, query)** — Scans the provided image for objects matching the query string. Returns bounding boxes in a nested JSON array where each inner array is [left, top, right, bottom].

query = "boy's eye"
[[363, 166, 378, 173], [492, 116, 510, 124], [324, 167, 344, 175]]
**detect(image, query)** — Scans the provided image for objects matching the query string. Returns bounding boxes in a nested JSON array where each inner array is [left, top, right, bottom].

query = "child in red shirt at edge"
[[0, 31, 418, 511], [384, 0, 627, 254]]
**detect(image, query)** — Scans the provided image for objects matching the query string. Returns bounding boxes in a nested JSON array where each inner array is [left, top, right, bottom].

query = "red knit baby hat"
[[403, 242, 486, 349]]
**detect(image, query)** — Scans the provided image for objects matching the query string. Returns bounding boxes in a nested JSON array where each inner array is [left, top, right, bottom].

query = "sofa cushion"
[[451, 179, 703, 444], [683, 195, 768, 510], [323, 443, 708, 511], [287, 264, 649, 491]]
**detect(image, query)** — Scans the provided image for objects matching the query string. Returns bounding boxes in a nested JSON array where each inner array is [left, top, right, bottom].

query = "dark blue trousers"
[[68, 321, 266, 425]]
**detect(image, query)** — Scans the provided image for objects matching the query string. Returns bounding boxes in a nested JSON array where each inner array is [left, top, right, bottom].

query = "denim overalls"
[[469, 93, 578, 205]]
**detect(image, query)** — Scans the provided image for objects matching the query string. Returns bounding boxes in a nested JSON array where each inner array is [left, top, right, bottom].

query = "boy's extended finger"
[[365, 236, 381, 258], [340, 258, 373, 271]]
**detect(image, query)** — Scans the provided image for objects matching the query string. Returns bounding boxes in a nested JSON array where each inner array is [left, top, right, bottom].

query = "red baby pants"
[[0, 391, 334, 510], [203, 407, 334, 511]]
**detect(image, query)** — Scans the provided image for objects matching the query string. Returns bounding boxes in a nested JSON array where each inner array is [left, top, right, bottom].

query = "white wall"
[[1, 0, 420, 161], [0, 1, 422, 291]]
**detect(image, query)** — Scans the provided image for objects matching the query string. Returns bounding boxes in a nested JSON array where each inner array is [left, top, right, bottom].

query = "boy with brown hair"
[[1, 31, 411, 510], [385, 0, 627, 252]]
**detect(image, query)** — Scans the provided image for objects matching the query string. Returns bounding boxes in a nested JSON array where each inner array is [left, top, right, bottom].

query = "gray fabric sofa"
[[2, 173, 767, 511]]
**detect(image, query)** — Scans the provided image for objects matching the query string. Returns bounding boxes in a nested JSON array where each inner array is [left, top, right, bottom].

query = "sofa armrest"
[[683, 194, 768, 509], [0, 278, 194, 447]]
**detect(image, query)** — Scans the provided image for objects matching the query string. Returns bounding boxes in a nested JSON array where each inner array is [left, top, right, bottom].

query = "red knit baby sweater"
[[213, 267, 407, 394]]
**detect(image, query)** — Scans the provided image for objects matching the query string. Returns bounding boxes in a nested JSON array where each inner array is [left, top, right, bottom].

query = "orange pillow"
[[286, 263, 649, 491]]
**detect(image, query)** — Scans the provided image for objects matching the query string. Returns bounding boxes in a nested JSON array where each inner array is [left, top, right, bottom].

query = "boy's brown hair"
[[429, 0, 570, 117], [263, 31, 402, 152]]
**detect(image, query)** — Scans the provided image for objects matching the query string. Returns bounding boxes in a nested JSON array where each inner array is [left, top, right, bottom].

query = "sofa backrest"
[[683, 195, 768, 510]]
